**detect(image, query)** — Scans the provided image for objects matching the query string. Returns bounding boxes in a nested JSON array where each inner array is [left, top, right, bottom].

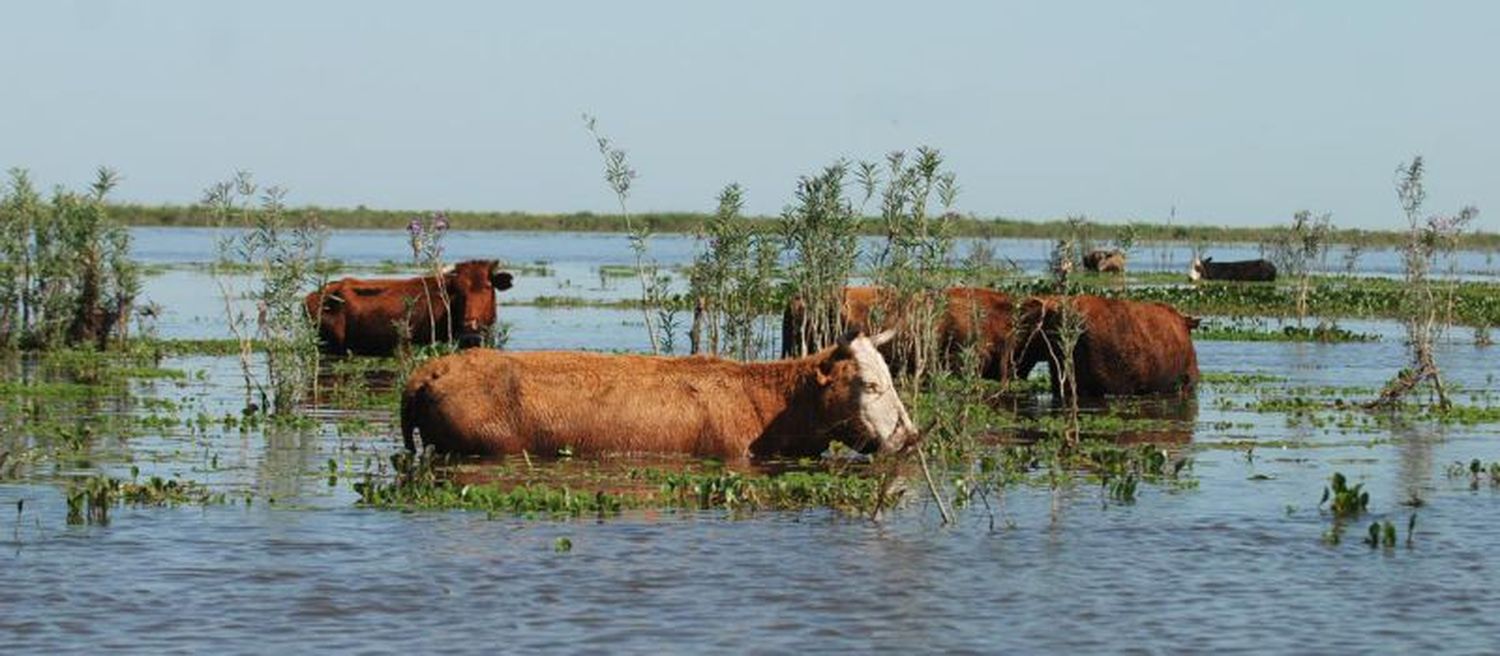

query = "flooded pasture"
[[3, 228, 1499, 652]]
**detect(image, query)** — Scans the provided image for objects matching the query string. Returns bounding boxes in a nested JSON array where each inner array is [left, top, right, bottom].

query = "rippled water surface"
[[3, 228, 1499, 653]]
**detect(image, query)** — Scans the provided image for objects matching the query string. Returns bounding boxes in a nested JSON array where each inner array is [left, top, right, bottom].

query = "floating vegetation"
[[1445, 459, 1500, 489], [1199, 372, 1287, 387], [1194, 321, 1379, 343], [1321, 472, 1369, 520], [1364, 520, 1398, 548], [1009, 275, 1500, 327], [66, 472, 226, 525], [352, 449, 895, 517]]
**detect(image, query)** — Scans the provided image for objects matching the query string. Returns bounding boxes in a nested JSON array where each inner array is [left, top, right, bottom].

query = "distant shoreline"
[[109, 203, 1500, 249]]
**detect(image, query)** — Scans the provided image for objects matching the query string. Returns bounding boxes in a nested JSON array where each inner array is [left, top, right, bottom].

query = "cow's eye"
[[864, 381, 882, 393]]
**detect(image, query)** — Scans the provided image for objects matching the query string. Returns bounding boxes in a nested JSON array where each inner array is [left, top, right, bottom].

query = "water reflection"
[[990, 392, 1200, 445]]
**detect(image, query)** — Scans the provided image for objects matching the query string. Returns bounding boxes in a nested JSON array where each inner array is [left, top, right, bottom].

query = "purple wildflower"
[[407, 216, 423, 237], [433, 212, 450, 232]]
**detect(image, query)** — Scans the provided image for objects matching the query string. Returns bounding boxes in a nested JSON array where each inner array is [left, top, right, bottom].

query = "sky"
[[2, 0, 1495, 230]]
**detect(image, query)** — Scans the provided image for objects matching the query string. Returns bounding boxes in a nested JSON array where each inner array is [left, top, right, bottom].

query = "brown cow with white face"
[[306, 260, 514, 356], [781, 287, 1016, 380], [401, 330, 918, 459], [1008, 295, 1200, 397]]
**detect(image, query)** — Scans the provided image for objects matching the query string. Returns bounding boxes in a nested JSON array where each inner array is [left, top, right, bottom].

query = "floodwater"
[[2, 228, 1499, 653]]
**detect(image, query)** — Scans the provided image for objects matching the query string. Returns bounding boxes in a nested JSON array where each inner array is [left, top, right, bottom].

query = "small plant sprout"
[[1322, 472, 1370, 518]]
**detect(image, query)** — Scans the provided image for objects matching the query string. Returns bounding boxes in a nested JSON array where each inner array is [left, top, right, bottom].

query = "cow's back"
[[403, 349, 770, 457], [1073, 296, 1197, 395]]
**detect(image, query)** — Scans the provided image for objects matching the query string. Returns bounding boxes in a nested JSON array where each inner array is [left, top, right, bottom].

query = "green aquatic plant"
[[1364, 520, 1398, 549], [1370, 156, 1477, 411], [1445, 458, 1500, 489], [66, 473, 226, 525], [866, 146, 962, 388], [779, 161, 863, 358], [687, 183, 780, 359], [1320, 472, 1369, 519], [1268, 210, 1334, 328], [583, 114, 673, 353], [0, 167, 139, 350], [204, 172, 328, 415], [405, 211, 456, 348]]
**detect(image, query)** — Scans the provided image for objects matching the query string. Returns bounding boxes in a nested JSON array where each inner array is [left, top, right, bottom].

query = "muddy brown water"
[[2, 228, 1498, 652]]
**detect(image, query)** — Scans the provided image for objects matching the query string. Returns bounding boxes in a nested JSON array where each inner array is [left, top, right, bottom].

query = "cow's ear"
[[1184, 315, 1202, 330], [491, 271, 514, 291], [834, 328, 863, 357], [819, 331, 859, 385]]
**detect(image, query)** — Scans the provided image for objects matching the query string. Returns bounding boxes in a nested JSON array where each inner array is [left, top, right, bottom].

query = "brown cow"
[[306, 260, 514, 356], [1009, 295, 1199, 397], [401, 330, 918, 459], [1083, 249, 1126, 274], [781, 287, 1015, 380]]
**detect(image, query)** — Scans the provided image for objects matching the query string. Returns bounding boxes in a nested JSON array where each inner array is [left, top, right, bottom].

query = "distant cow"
[[1189, 256, 1276, 282], [781, 287, 1016, 380], [1009, 295, 1200, 397], [401, 330, 918, 459], [1083, 249, 1126, 274], [306, 260, 514, 356]]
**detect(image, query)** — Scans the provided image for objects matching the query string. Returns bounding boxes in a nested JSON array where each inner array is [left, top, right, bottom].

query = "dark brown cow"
[[1009, 295, 1200, 397], [1189, 256, 1277, 282], [1083, 249, 1126, 274], [401, 330, 918, 459], [306, 260, 514, 356], [781, 287, 1015, 380]]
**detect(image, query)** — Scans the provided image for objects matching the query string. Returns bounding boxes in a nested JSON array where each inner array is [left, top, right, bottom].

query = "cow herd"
[[782, 287, 1201, 399], [306, 255, 1271, 460]]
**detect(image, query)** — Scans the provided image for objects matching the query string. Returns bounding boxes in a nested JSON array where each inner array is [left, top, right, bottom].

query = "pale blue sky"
[[3, 1, 1494, 230]]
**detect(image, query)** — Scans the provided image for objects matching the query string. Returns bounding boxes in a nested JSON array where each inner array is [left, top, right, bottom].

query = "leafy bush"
[[0, 168, 139, 350]]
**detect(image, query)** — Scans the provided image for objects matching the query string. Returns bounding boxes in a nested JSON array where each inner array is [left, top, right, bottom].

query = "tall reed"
[[583, 114, 675, 353], [205, 172, 328, 415]]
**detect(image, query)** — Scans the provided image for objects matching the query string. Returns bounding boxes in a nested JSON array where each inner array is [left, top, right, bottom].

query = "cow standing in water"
[[781, 287, 1016, 381], [1083, 249, 1126, 274], [306, 260, 514, 356], [1189, 256, 1277, 282], [1009, 295, 1200, 397], [401, 330, 918, 459]]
